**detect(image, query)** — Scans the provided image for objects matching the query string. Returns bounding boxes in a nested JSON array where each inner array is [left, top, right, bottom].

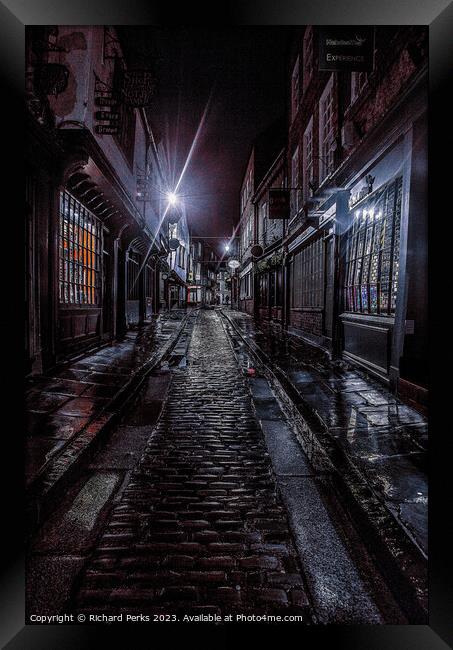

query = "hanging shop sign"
[[169, 238, 180, 251], [120, 69, 155, 107], [228, 258, 240, 269], [268, 188, 290, 220], [250, 244, 264, 258], [318, 27, 375, 72]]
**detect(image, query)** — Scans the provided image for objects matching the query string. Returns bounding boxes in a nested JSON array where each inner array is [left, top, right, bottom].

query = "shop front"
[[255, 251, 284, 324]]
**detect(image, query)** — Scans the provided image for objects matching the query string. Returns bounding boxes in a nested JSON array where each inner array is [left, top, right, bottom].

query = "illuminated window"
[[344, 177, 402, 315], [59, 191, 102, 305]]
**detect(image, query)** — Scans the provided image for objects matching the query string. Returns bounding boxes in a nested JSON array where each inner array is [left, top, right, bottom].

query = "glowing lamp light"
[[225, 243, 231, 252], [166, 191, 179, 207]]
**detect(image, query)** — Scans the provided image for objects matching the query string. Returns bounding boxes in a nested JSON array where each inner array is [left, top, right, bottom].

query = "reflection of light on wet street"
[[347, 407, 357, 444]]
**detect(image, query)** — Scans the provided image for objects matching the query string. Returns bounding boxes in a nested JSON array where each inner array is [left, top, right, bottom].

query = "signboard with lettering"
[[268, 188, 290, 220], [94, 79, 120, 135], [318, 27, 375, 72], [95, 124, 119, 135]]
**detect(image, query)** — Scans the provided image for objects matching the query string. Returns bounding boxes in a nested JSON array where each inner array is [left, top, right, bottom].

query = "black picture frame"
[[2, 0, 451, 647]]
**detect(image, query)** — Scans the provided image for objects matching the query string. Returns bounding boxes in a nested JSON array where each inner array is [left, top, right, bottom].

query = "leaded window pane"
[[59, 190, 102, 306], [343, 177, 402, 316]]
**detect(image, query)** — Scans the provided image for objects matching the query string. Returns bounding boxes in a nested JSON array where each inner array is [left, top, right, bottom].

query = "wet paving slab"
[[26, 413, 91, 439], [223, 310, 428, 560], [25, 312, 188, 489]]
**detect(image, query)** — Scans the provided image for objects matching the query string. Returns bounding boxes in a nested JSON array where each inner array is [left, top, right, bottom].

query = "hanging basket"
[[120, 69, 155, 107]]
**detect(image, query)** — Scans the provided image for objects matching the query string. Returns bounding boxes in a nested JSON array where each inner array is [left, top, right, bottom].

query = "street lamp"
[[224, 243, 231, 252], [166, 191, 179, 207]]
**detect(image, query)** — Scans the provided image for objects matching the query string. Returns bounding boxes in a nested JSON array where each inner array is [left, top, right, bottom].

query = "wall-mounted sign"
[[318, 27, 375, 72], [95, 95, 118, 107], [169, 238, 180, 251], [95, 111, 120, 122], [268, 188, 290, 220], [94, 78, 120, 135], [95, 124, 119, 135], [348, 174, 375, 209], [228, 258, 240, 269]]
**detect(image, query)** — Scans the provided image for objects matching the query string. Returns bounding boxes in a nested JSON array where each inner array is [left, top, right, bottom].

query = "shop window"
[[344, 176, 402, 315], [240, 272, 252, 299], [291, 238, 324, 308], [59, 190, 102, 306]]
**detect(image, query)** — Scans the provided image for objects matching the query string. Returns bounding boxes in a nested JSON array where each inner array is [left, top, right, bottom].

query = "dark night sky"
[[121, 27, 293, 251]]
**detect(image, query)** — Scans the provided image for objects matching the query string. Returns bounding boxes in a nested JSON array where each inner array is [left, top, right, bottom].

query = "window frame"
[[291, 55, 300, 122], [59, 190, 102, 307], [318, 74, 336, 184], [303, 116, 314, 203], [344, 176, 402, 316], [290, 146, 301, 217], [291, 237, 324, 309], [303, 27, 314, 93]]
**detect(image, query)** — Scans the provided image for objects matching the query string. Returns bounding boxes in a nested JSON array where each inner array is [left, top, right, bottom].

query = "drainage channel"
[[26, 311, 198, 618], [219, 310, 408, 624]]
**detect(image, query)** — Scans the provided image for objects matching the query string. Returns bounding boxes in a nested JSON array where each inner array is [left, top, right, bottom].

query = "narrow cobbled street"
[[72, 311, 311, 619]]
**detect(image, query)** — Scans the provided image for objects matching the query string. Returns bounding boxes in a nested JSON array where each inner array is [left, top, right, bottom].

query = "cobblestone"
[[72, 311, 311, 617]]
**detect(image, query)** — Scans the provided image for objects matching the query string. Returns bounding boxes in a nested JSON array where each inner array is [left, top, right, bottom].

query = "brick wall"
[[290, 309, 323, 336]]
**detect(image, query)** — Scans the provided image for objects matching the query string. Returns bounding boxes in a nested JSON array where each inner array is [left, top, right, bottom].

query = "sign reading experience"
[[318, 27, 375, 72]]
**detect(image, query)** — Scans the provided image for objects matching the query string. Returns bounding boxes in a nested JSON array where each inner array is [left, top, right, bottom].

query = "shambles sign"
[[318, 27, 375, 72], [268, 188, 290, 220]]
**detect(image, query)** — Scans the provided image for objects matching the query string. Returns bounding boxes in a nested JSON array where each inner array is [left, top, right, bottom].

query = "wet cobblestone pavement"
[[71, 311, 312, 618], [25, 312, 187, 488], [222, 310, 428, 557]]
